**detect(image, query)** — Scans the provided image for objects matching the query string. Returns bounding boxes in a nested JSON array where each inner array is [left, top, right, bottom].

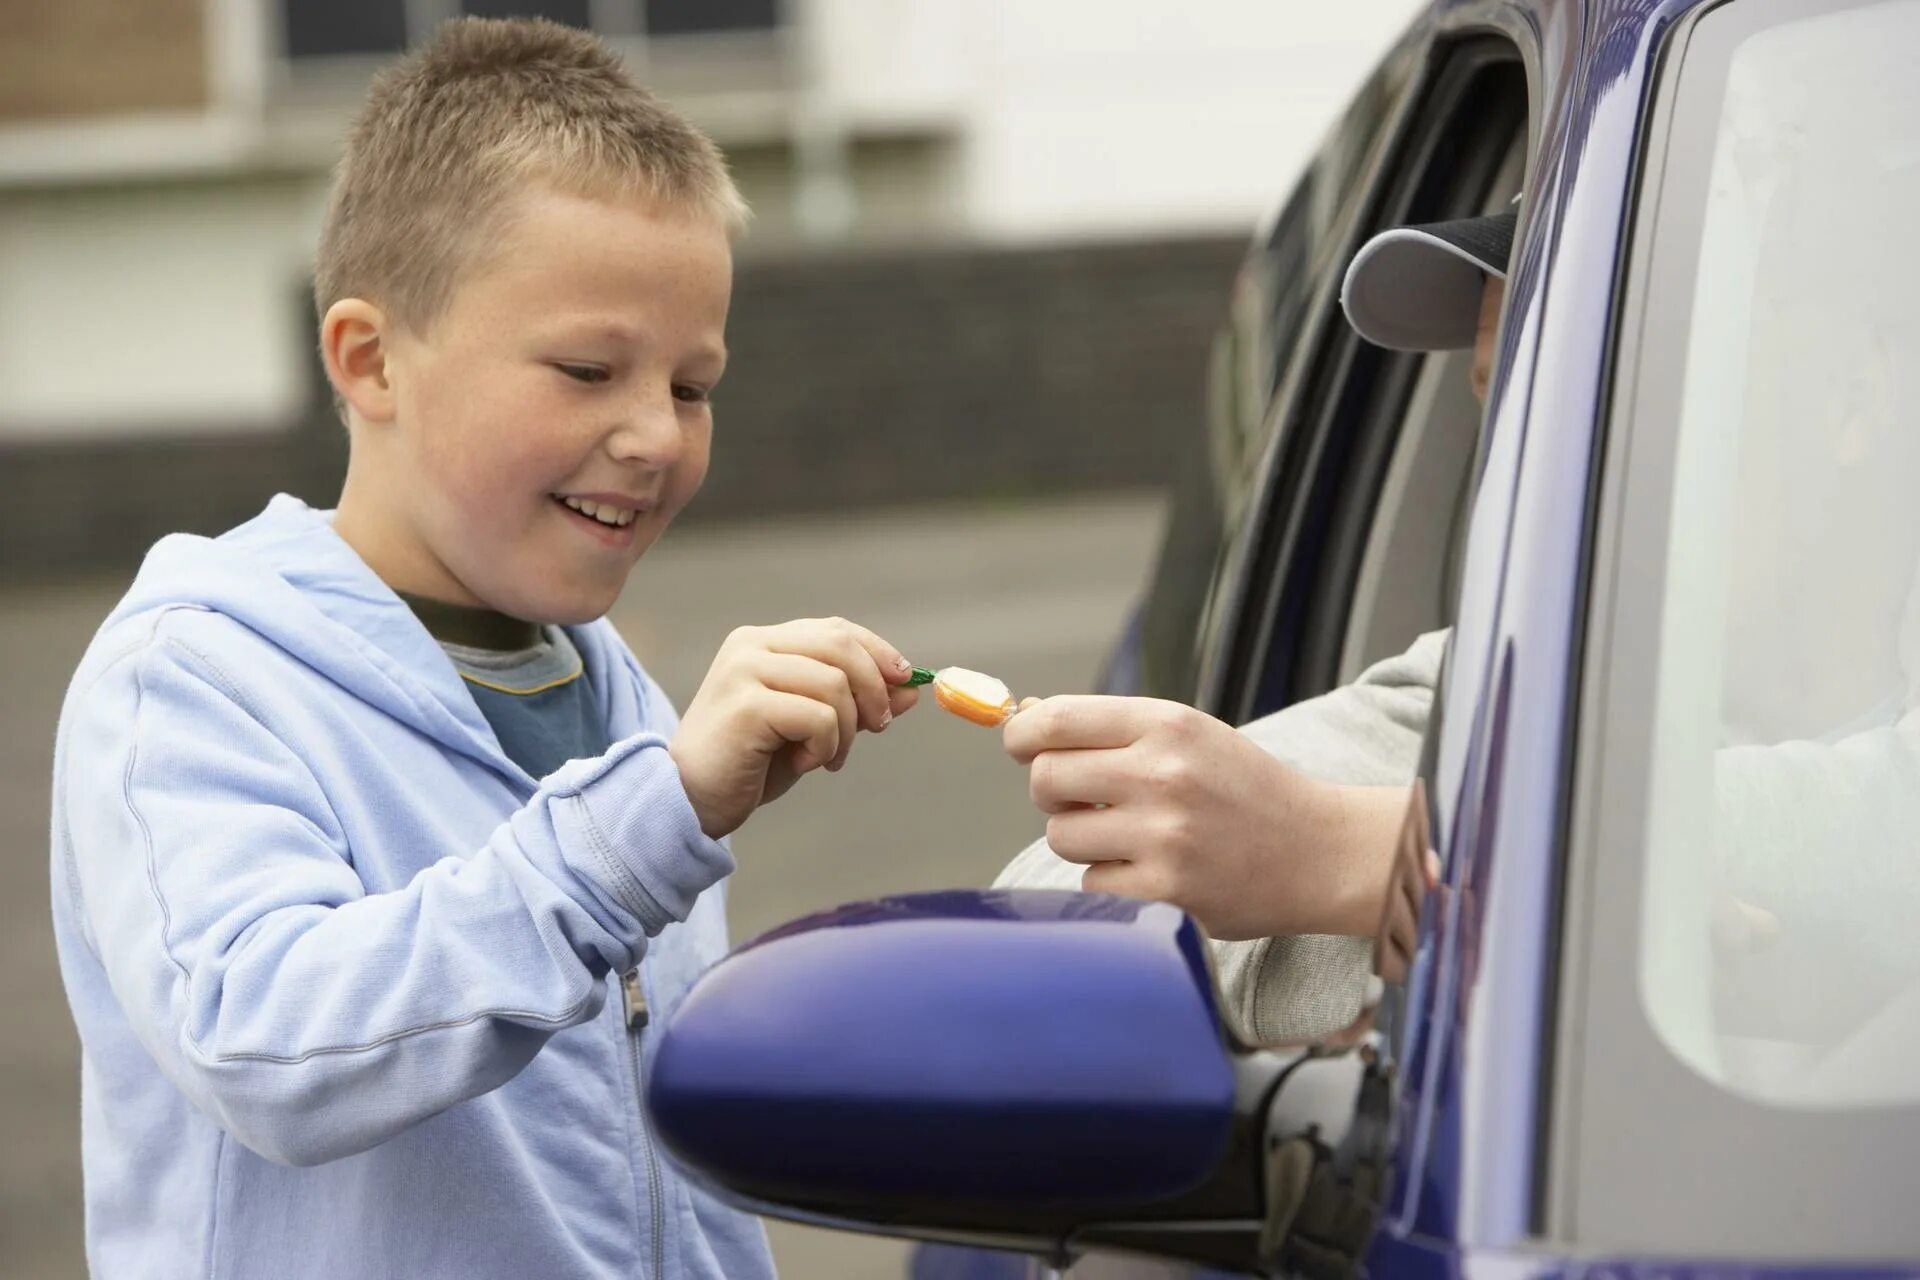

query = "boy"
[[49, 18, 914, 1278]]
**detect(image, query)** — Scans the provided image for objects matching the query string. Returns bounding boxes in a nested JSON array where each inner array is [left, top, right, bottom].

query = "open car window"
[[1135, 32, 1424, 708], [1227, 40, 1529, 723], [1337, 129, 1526, 684]]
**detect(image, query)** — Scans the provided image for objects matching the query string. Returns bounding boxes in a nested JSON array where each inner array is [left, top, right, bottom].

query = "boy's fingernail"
[[893, 656, 912, 674], [881, 709, 892, 728]]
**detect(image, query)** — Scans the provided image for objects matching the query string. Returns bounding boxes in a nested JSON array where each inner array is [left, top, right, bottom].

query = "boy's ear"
[[321, 298, 398, 426]]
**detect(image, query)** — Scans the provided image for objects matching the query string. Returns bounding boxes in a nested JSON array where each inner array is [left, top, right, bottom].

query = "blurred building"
[[0, 0, 1415, 574]]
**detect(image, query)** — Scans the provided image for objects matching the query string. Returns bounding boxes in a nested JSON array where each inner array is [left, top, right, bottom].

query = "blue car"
[[650, 0, 1920, 1274]]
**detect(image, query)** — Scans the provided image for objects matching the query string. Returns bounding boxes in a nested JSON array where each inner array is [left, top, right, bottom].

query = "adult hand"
[[671, 617, 919, 838], [1375, 779, 1442, 986], [1003, 695, 1404, 940]]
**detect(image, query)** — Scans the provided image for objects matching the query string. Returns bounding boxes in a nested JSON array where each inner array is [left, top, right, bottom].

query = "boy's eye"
[[556, 363, 610, 385], [673, 383, 711, 404]]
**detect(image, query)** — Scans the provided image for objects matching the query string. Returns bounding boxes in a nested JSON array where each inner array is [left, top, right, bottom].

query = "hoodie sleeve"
[[60, 619, 731, 1168]]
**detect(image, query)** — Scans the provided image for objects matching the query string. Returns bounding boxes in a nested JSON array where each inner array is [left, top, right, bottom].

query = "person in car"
[[993, 206, 1514, 1042], [1000, 203, 1920, 1057]]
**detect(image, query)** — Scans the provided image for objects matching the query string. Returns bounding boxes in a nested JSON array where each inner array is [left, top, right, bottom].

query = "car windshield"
[[1636, 0, 1920, 1108]]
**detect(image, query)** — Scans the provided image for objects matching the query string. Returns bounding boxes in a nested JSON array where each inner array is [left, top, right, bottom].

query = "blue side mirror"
[[650, 890, 1232, 1203], [647, 890, 1337, 1272]]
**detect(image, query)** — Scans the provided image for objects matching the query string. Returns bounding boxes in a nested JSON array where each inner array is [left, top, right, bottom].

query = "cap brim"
[[1339, 210, 1516, 351]]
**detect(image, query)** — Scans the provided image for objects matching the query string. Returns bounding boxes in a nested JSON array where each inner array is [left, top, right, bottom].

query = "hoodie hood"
[[104, 494, 635, 786]]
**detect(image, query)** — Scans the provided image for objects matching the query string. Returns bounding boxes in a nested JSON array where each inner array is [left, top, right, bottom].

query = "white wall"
[[810, 0, 1419, 240], [0, 1, 1420, 441], [0, 176, 325, 440]]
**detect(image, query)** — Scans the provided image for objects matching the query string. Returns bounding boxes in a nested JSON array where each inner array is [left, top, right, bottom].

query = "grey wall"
[[0, 234, 1241, 582]]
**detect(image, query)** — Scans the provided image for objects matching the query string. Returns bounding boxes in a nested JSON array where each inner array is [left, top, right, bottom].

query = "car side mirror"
[[648, 781, 1446, 1274], [646, 889, 1284, 1270]]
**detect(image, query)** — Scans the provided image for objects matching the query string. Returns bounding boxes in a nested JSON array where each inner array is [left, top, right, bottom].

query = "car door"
[[1346, 0, 1920, 1261]]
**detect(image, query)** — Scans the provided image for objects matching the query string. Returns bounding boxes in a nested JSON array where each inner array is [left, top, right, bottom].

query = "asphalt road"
[[0, 492, 1165, 1279]]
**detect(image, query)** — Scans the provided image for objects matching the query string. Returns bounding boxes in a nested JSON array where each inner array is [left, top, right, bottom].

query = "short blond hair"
[[314, 16, 747, 334]]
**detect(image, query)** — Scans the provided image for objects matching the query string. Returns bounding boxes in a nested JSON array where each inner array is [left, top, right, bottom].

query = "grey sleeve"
[[995, 629, 1445, 1043]]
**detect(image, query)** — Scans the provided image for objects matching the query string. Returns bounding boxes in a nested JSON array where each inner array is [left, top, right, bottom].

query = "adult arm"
[[996, 630, 1445, 1042]]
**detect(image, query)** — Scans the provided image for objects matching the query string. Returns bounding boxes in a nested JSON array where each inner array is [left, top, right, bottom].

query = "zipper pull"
[[621, 969, 649, 1031]]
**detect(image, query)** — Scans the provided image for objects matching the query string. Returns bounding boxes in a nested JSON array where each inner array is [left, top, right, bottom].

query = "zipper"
[[623, 969, 665, 1280], [621, 968, 651, 1033]]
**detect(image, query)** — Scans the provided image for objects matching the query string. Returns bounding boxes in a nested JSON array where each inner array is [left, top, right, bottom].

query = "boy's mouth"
[[553, 494, 639, 528], [551, 493, 647, 546]]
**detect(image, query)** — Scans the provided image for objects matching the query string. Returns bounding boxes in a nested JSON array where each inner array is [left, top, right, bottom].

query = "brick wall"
[[0, 0, 207, 122], [0, 234, 1243, 581]]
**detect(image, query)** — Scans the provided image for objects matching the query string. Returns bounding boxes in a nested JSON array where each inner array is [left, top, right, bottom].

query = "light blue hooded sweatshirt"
[[48, 495, 775, 1279]]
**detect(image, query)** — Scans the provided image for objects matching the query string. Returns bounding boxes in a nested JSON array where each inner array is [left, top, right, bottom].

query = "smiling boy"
[[49, 19, 914, 1278]]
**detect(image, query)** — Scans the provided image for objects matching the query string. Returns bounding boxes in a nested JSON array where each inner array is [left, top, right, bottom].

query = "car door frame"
[[1373, 0, 1704, 1260]]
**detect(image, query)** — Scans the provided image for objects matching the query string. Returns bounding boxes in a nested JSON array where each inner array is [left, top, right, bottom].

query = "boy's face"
[[350, 185, 732, 624]]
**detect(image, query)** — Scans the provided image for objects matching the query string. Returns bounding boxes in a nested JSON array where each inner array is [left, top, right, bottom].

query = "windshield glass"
[[1637, 0, 1920, 1108]]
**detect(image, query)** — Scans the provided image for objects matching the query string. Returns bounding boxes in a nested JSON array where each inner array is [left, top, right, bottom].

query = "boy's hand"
[[1003, 695, 1404, 941], [671, 618, 919, 839]]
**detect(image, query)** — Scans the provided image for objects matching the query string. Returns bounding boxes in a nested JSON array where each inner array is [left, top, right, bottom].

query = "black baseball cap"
[[1340, 206, 1517, 351]]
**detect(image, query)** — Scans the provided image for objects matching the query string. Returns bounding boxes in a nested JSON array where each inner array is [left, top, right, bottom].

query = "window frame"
[[1550, 0, 1920, 1253]]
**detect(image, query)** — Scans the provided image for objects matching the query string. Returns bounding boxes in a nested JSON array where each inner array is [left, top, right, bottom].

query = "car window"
[[1562, 0, 1920, 1255], [1133, 32, 1422, 706], [1231, 43, 1528, 722], [1626, 0, 1920, 1112], [1337, 130, 1526, 683]]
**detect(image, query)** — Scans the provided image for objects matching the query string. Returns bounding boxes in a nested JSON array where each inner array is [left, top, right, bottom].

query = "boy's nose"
[[604, 390, 685, 467]]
